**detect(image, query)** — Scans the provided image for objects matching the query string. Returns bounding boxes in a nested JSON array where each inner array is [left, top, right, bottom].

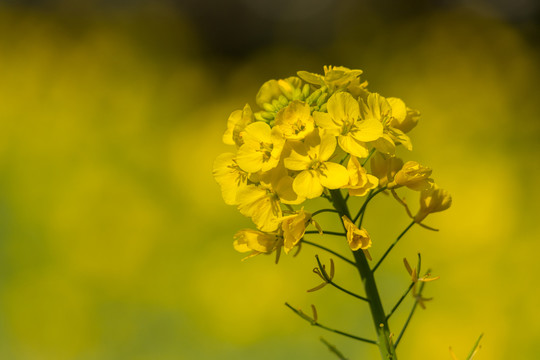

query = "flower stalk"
[[330, 189, 398, 359]]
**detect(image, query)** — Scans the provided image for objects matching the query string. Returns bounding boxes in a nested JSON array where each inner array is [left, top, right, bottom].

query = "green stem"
[[301, 240, 356, 266], [466, 333, 484, 360], [361, 148, 376, 167], [312, 209, 340, 217], [353, 186, 387, 224], [386, 282, 415, 321], [329, 189, 398, 360], [387, 254, 422, 321], [305, 230, 346, 236], [372, 221, 415, 273], [394, 279, 427, 348], [285, 303, 377, 345], [320, 337, 349, 360]]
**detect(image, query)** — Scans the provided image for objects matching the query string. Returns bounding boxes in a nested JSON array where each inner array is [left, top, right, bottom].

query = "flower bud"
[[414, 186, 452, 223]]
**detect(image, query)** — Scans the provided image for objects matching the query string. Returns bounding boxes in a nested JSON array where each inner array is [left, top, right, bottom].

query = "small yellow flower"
[[281, 210, 312, 254], [370, 152, 404, 187], [388, 100, 419, 134], [236, 122, 285, 173], [259, 163, 306, 205], [212, 153, 249, 205], [414, 185, 452, 223], [298, 66, 363, 91], [233, 229, 280, 257], [313, 92, 383, 158], [391, 161, 434, 191], [274, 100, 315, 140], [222, 104, 254, 147], [345, 156, 379, 196], [360, 93, 414, 155], [236, 184, 282, 232], [284, 130, 349, 199], [342, 215, 372, 251]]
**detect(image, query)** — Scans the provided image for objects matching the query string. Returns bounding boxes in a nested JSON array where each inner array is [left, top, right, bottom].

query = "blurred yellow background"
[[0, 1, 539, 359]]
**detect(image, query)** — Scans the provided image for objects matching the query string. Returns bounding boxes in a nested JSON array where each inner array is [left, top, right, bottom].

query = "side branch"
[[372, 221, 415, 273], [353, 186, 388, 224], [301, 240, 356, 266], [285, 303, 377, 345], [312, 209, 341, 217], [394, 271, 430, 348], [305, 230, 346, 236], [386, 282, 415, 321]]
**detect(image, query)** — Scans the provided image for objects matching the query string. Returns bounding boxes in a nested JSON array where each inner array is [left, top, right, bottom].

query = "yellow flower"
[[392, 161, 434, 191], [414, 186, 452, 223], [212, 153, 249, 205], [233, 229, 281, 257], [346, 156, 378, 196], [236, 122, 285, 173], [360, 93, 413, 155], [281, 210, 312, 254], [298, 66, 363, 91], [370, 152, 404, 187], [258, 162, 306, 205], [222, 104, 254, 147], [388, 99, 419, 134], [236, 184, 283, 232], [284, 130, 349, 199], [313, 92, 383, 158], [342, 215, 372, 252], [274, 100, 315, 140]]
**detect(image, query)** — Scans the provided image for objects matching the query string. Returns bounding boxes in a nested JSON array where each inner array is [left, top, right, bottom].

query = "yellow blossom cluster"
[[213, 66, 451, 258]]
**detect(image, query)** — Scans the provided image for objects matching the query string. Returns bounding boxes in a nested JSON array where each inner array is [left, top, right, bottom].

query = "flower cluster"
[[213, 66, 451, 259]]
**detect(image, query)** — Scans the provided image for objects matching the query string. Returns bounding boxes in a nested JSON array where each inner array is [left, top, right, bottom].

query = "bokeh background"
[[0, 0, 539, 359]]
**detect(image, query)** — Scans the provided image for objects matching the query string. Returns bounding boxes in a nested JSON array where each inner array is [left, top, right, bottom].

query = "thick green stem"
[[329, 189, 397, 360]]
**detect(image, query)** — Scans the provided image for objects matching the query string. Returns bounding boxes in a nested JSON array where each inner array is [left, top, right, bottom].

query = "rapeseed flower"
[[346, 156, 378, 196], [414, 185, 452, 223], [212, 152, 249, 205], [223, 103, 254, 147], [391, 161, 434, 191], [233, 229, 281, 259], [342, 215, 372, 258], [281, 210, 313, 254], [274, 100, 315, 140], [284, 129, 349, 199], [314, 92, 383, 158], [236, 122, 285, 173]]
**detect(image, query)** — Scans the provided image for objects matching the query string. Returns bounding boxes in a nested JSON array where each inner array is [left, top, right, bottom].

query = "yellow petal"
[[213, 152, 248, 205], [276, 175, 306, 205], [319, 162, 349, 189], [327, 92, 360, 124], [352, 118, 383, 142], [236, 146, 264, 173], [284, 148, 311, 171], [242, 121, 272, 144], [237, 185, 282, 232], [387, 97, 407, 121], [293, 170, 324, 199], [318, 132, 337, 162], [338, 134, 369, 158], [373, 134, 396, 155], [313, 111, 340, 133]]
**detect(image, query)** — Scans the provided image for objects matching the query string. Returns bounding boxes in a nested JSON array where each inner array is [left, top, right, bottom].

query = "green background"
[[0, 1, 539, 359]]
